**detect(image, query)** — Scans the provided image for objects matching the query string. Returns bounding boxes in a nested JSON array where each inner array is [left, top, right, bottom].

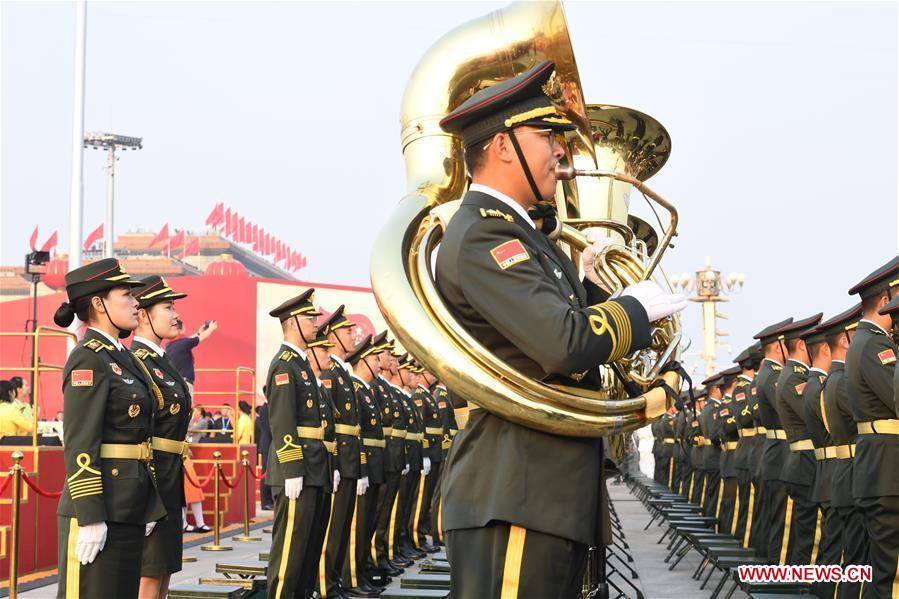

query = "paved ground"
[[16, 478, 748, 598]]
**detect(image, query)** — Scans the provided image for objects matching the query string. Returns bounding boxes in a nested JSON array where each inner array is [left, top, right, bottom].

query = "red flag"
[[237, 217, 245, 243], [264, 233, 271, 255], [150, 224, 170, 248], [253, 224, 259, 245], [275, 241, 281, 262], [185, 237, 200, 256], [231, 212, 239, 239], [224, 208, 232, 237], [83, 224, 104, 251], [170, 230, 186, 250], [205, 203, 224, 227], [29, 226, 39, 251], [40, 231, 58, 253], [301, 255, 308, 268], [245, 220, 253, 244]]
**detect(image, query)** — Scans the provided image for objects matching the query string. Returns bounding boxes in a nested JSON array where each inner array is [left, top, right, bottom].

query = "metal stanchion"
[[9, 451, 24, 599], [233, 450, 260, 542], [201, 451, 232, 551]]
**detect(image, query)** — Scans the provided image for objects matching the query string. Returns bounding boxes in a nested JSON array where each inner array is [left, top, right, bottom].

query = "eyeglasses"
[[482, 128, 560, 151]]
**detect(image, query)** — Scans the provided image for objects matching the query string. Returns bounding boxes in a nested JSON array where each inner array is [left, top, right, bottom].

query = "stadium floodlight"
[[83, 132, 143, 257]]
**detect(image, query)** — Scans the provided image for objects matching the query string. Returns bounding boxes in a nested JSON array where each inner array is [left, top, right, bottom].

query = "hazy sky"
[[2, 1, 896, 377]]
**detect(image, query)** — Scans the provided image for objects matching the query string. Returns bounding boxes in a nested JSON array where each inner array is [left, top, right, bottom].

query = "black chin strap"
[[295, 316, 311, 346], [363, 358, 377, 381], [144, 309, 164, 345], [777, 341, 787, 363], [311, 350, 323, 373], [100, 297, 130, 340], [335, 334, 349, 355], [507, 129, 544, 204]]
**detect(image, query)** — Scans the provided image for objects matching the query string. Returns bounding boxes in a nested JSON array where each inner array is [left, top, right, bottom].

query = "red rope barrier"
[[21, 472, 62, 498], [184, 468, 217, 490], [247, 467, 266, 481], [218, 466, 243, 489], [0, 472, 11, 497]]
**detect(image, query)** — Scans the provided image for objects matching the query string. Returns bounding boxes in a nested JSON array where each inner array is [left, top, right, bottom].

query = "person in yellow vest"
[[0, 380, 34, 438]]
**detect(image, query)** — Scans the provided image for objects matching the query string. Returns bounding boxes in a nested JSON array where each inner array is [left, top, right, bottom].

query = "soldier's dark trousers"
[[749, 478, 768, 553], [718, 477, 739, 535], [267, 486, 322, 599], [57, 516, 144, 599], [321, 477, 357, 597], [260, 457, 273, 507], [446, 522, 587, 599], [811, 502, 842, 599], [734, 470, 752, 542], [835, 505, 869, 599], [398, 471, 421, 552], [763, 480, 789, 564], [345, 481, 380, 588], [703, 470, 721, 518], [784, 483, 818, 565], [304, 488, 333, 596], [415, 461, 441, 546], [855, 495, 899, 598], [374, 471, 401, 565], [430, 464, 445, 544]]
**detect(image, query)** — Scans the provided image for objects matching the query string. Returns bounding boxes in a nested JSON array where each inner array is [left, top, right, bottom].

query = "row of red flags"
[[28, 206, 307, 273], [204, 203, 307, 271]]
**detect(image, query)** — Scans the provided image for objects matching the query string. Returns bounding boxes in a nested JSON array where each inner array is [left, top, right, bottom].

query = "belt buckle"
[[140, 441, 153, 462]]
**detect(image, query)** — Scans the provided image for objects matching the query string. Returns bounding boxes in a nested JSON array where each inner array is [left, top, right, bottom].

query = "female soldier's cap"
[[805, 303, 863, 344], [132, 276, 187, 309], [346, 335, 377, 365], [753, 317, 794, 344], [848, 255, 899, 300], [438, 60, 578, 148], [319, 305, 353, 335], [269, 288, 321, 322], [773, 313, 823, 342], [63, 258, 143, 302], [879, 296, 899, 320]]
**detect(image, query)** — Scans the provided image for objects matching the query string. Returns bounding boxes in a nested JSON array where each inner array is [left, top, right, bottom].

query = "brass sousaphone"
[[370, 0, 683, 437]]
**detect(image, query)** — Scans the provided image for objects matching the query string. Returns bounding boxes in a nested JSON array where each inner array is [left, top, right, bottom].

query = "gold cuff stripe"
[[276, 449, 304, 463], [68, 453, 101, 482], [68, 479, 102, 491], [606, 301, 632, 359], [587, 306, 618, 357], [500, 525, 526, 599]]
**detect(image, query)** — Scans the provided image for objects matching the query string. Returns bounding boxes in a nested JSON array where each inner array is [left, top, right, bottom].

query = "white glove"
[[284, 476, 303, 500], [356, 477, 370, 496], [422, 457, 432, 476], [333, 470, 341, 490], [621, 280, 687, 322], [75, 521, 107, 565], [145, 521, 157, 537], [402, 463, 410, 476], [581, 231, 616, 288]]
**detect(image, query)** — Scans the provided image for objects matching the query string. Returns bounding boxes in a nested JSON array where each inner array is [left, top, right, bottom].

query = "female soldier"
[[129, 276, 192, 599], [53, 258, 166, 599]]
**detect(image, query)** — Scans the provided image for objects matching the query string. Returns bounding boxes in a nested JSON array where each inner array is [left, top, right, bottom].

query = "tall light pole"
[[67, 0, 87, 348], [83, 133, 143, 258], [672, 256, 745, 378]]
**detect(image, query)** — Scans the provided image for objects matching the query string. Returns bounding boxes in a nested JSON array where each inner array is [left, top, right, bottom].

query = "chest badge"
[[110, 363, 122, 376], [128, 404, 141, 418], [122, 378, 134, 385], [345, 402, 352, 411], [301, 371, 309, 380], [169, 403, 181, 415], [307, 399, 314, 408], [554, 268, 562, 279], [371, 418, 377, 425], [153, 368, 164, 380]]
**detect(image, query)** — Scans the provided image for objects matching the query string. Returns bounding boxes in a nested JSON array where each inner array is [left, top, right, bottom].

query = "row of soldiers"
[[264, 288, 460, 599], [652, 255, 899, 598]]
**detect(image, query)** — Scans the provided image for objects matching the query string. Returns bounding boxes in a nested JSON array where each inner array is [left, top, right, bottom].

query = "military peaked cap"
[[133, 276, 187, 309], [753, 317, 794, 344], [439, 60, 577, 148], [63, 258, 143, 303], [848, 256, 899, 300], [774, 313, 823, 342], [269, 289, 321, 322]]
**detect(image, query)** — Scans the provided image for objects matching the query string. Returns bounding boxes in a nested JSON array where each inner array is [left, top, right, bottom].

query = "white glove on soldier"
[[333, 470, 341, 490], [145, 521, 157, 537], [581, 231, 616, 288], [621, 280, 687, 322], [356, 477, 370, 496], [284, 476, 303, 500], [402, 463, 410, 476], [76, 521, 107, 565], [422, 457, 432, 476]]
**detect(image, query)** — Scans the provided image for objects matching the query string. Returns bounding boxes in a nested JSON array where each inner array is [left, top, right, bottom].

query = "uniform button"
[[303, 444, 308, 448], [132, 393, 137, 399], [174, 393, 178, 398], [111, 468, 119, 477]]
